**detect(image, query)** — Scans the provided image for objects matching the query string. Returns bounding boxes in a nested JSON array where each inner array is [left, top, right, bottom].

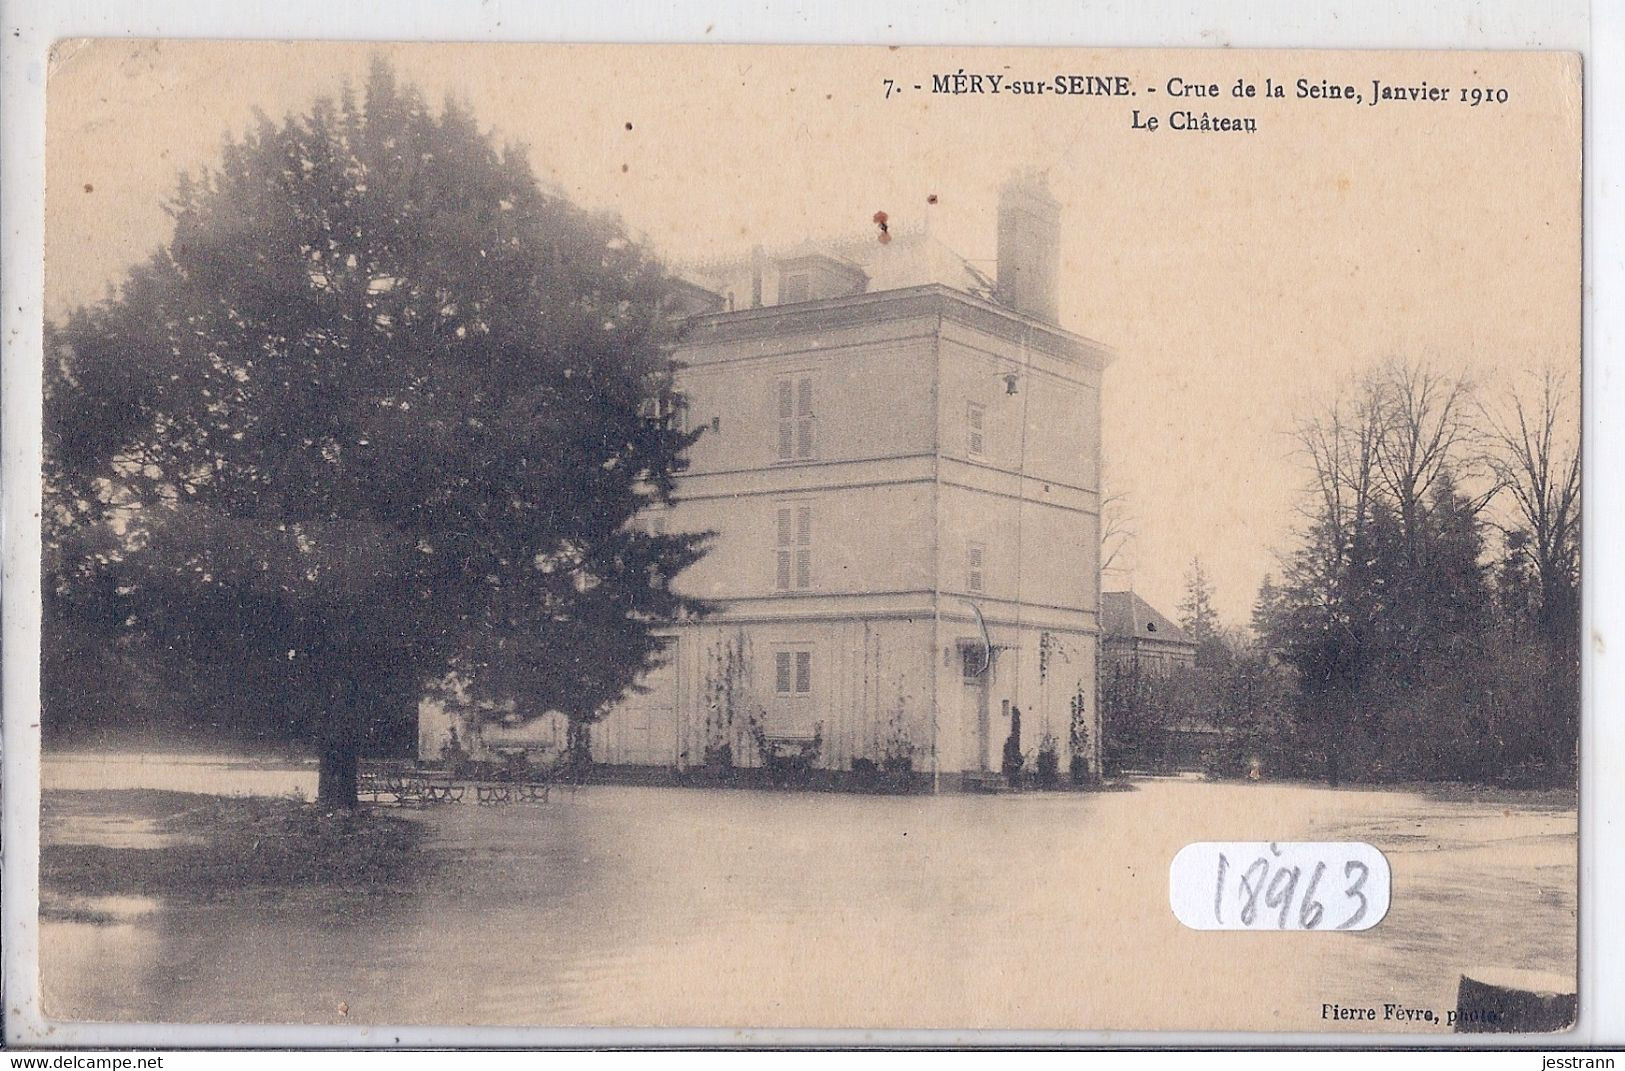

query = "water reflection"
[[40, 773, 1577, 1031]]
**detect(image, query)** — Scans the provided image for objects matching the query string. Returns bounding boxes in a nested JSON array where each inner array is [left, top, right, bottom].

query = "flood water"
[[39, 756, 1576, 1033]]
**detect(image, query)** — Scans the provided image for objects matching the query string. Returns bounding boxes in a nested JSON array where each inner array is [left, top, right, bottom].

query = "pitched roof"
[[1101, 591, 1196, 646], [680, 226, 996, 305]]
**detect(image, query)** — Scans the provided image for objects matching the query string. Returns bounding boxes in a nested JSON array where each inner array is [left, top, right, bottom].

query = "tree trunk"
[[567, 719, 593, 771], [317, 682, 363, 810], [318, 743, 360, 809]]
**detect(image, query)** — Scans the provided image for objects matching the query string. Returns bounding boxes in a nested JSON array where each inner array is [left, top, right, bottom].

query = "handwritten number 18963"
[[1214, 845, 1369, 930]]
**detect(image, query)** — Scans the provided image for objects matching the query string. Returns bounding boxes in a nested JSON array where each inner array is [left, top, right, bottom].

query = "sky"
[[44, 41, 1581, 625]]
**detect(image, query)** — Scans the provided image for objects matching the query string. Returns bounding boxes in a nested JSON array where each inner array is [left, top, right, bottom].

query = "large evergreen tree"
[[44, 60, 710, 806], [1249, 358, 1584, 787], [1255, 361, 1496, 783]]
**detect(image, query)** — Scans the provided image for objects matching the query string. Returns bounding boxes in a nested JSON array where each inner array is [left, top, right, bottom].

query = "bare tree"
[[1368, 359, 1494, 566], [1482, 367, 1581, 631], [1289, 377, 1382, 603], [1100, 488, 1136, 577]]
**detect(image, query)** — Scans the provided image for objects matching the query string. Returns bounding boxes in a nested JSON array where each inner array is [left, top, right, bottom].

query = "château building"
[[421, 174, 1112, 788]]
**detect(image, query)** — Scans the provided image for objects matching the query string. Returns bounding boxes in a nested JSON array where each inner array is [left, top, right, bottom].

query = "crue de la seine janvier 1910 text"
[[880, 72, 1513, 133]]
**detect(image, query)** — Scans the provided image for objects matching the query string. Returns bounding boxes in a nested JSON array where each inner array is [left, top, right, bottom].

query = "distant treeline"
[[1104, 361, 1579, 789]]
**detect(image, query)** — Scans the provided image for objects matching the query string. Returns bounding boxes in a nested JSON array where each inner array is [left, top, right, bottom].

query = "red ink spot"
[[872, 210, 891, 243]]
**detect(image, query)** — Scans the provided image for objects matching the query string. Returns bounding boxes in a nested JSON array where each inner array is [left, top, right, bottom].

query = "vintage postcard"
[[25, 41, 1580, 1038]]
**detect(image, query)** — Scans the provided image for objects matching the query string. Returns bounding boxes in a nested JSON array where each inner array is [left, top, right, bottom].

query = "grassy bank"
[[41, 790, 431, 913]]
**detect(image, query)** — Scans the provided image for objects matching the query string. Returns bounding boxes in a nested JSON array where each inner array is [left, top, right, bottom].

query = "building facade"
[[1100, 591, 1199, 674], [421, 176, 1111, 788], [1099, 590, 1210, 772]]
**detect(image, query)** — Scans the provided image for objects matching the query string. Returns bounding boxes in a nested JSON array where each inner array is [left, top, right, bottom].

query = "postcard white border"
[[2, 0, 1617, 1050]]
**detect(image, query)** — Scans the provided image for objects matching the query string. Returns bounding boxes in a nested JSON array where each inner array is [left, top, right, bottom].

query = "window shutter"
[[794, 651, 811, 694], [968, 403, 985, 456], [776, 380, 795, 461], [795, 379, 814, 459], [968, 542, 985, 592], [776, 507, 793, 590], [776, 652, 793, 694], [795, 506, 812, 589]]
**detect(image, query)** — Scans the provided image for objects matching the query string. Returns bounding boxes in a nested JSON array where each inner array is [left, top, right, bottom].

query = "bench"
[[416, 769, 465, 803], [962, 770, 1007, 793], [359, 760, 561, 807], [472, 779, 550, 805], [359, 763, 465, 806], [757, 733, 822, 786]]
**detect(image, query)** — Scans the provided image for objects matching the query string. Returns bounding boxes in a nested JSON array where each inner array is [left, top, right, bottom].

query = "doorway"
[[960, 642, 992, 771]]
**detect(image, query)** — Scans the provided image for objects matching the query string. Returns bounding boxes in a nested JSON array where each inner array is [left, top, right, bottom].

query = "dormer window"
[[778, 273, 810, 304], [773, 252, 867, 304]]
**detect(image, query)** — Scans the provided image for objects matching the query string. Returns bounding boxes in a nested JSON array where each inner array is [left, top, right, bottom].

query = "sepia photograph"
[[24, 40, 1581, 1038]]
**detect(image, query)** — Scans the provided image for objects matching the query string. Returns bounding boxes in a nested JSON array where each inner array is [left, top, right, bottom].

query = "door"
[[621, 647, 679, 766], [961, 642, 991, 771], [770, 646, 816, 737]]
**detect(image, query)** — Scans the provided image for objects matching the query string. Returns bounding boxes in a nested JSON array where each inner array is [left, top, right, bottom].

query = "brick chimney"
[[995, 171, 1061, 324]]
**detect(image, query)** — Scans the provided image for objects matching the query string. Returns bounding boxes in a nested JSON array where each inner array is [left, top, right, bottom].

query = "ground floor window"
[[771, 646, 815, 735], [775, 649, 811, 695]]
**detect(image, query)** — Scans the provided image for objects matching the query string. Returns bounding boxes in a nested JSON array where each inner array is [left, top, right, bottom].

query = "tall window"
[[772, 646, 815, 736], [776, 376, 815, 461], [961, 642, 988, 680], [967, 541, 986, 593], [967, 401, 986, 458], [775, 504, 813, 591], [775, 650, 812, 695]]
